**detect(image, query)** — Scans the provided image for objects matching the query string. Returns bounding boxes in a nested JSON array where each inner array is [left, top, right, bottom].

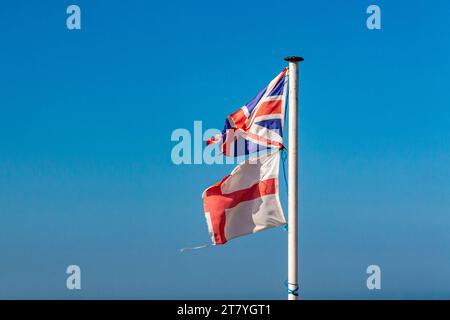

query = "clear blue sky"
[[1, 0, 450, 299]]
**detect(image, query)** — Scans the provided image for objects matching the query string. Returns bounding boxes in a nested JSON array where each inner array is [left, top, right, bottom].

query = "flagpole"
[[284, 56, 304, 300]]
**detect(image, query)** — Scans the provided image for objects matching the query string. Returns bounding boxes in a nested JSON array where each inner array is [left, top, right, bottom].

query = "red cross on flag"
[[202, 151, 286, 245]]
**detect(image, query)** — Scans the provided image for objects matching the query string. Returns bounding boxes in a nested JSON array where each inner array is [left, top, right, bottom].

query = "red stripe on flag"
[[254, 100, 282, 118], [229, 108, 248, 129], [203, 178, 277, 244]]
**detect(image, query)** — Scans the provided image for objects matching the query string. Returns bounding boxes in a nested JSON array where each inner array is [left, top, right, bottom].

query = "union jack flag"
[[207, 68, 288, 156]]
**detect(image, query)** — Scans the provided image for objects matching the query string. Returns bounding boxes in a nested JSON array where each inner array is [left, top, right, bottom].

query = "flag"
[[206, 69, 288, 157], [202, 151, 285, 245]]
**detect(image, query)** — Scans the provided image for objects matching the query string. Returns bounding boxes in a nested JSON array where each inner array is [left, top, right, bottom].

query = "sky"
[[0, 0, 450, 299]]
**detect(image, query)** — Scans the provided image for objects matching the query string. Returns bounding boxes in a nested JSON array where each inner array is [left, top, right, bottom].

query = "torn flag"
[[206, 69, 288, 157], [202, 151, 285, 245]]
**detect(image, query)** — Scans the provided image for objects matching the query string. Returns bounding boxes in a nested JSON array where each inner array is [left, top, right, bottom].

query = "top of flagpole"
[[284, 56, 304, 62]]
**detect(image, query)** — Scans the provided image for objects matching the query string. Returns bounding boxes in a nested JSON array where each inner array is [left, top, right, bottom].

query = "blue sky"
[[1, 0, 450, 299]]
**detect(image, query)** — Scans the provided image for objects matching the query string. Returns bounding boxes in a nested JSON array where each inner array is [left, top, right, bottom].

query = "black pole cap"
[[284, 56, 304, 62]]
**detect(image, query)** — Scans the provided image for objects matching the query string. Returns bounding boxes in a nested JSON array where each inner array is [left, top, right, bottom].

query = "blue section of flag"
[[254, 118, 283, 137], [245, 86, 267, 114], [268, 75, 286, 96]]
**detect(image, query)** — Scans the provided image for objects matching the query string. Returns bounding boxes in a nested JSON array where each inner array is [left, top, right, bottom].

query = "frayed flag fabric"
[[202, 151, 286, 245], [206, 69, 288, 157]]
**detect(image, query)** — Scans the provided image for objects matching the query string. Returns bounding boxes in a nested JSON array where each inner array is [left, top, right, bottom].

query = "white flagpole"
[[285, 56, 304, 300]]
